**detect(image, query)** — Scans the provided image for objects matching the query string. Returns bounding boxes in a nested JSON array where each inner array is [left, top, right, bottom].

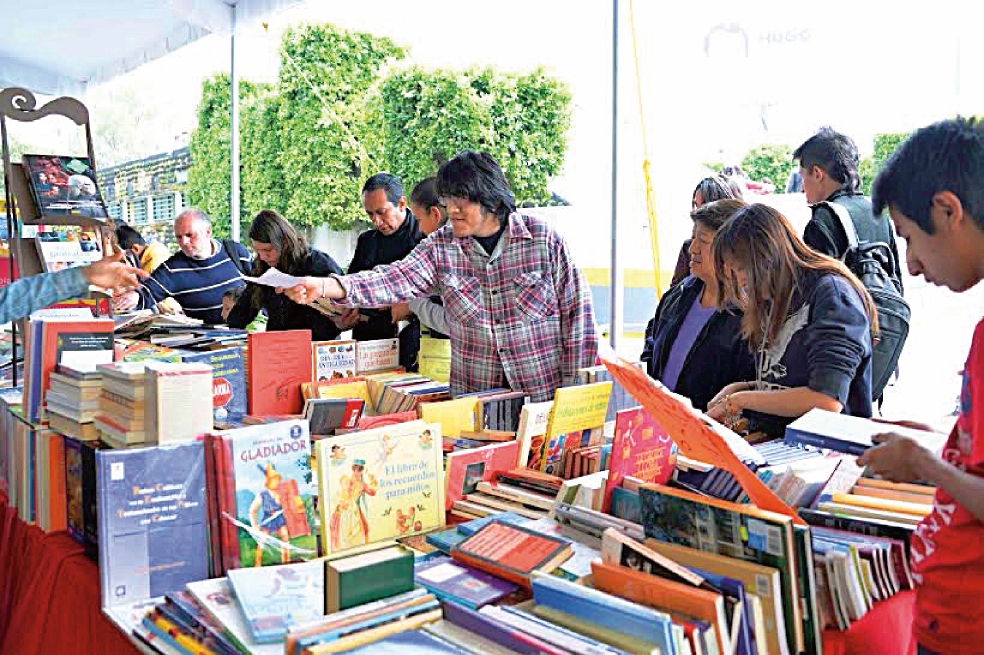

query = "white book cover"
[[144, 362, 213, 444], [355, 338, 399, 374], [312, 339, 357, 381]]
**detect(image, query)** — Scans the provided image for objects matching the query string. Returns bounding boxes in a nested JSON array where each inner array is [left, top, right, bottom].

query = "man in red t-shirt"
[[860, 118, 984, 655]]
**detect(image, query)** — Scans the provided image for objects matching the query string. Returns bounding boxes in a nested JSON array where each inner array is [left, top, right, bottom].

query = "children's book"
[[314, 420, 445, 556], [312, 339, 357, 382], [226, 559, 325, 644], [444, 441, 520, 511], [602, 407, 675, 512]]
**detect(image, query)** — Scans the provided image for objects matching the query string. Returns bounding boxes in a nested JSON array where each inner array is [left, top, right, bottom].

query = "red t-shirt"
[[911, 319, 984, 652]]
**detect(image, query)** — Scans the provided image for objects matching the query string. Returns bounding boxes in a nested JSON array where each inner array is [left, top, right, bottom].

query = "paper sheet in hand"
[[242, 267, 304, 288], [601, 354, 804, 524]]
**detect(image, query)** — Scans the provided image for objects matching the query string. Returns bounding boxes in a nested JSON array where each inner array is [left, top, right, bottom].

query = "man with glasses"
[[338, 172, 425, 370], [282, 151, 598, 402]]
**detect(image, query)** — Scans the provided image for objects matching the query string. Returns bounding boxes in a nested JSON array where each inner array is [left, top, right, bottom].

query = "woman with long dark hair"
[[226, 210, 344, 340], [705, 203, 877, 437], [670, 175, 743, 287]]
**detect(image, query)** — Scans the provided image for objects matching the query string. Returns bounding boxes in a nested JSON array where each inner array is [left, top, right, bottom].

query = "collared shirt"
[[336, 212, 598, 401], [0, 267, 89, 324]]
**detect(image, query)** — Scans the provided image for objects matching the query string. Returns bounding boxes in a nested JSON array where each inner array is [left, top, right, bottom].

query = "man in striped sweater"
[[113, 209, 251, 324]]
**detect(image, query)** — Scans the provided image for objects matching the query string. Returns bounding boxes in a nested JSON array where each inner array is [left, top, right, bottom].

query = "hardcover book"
[[450, 520, 572, 589], [96, 441, 208, 609], [415, 555, 520, 609], [602, 407, 675, 512], [247, 330, 312, 416], [180, 346, 247, 422], [312, 339, 357, 381], [21, 154, 109, 219], [356, 338, 400, 374], [444, 440, 520, 511], [304, 397, 364, 436], [326, 544, 415, 613], [314, 420, 445, 556], [222, 420, 317, 569], [34, 227, 103, 272], [227, 558, 325, 644], [785, 408, 949, 456]]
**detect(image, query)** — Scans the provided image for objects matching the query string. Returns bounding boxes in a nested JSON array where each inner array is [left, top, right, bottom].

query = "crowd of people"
[[8, 120, 984, 654]]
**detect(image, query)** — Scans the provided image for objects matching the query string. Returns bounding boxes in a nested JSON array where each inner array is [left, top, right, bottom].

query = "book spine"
[[449, 549, 531, 590], [784, 430, 867, 456]]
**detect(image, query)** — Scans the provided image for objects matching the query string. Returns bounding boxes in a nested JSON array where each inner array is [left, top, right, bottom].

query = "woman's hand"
[[708, 382, 751, 410]]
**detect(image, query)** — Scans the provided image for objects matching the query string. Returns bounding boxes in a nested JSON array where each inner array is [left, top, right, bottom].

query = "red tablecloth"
[[822, 590, 917, 655], [0, 496, 139, 655]]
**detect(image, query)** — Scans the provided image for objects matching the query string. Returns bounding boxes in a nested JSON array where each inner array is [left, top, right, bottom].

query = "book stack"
[[532, 382, 612, 477], [414, 554, 520, 609], [143, 362, 214, 444], [94, 362, 149, 448], [813, 476, 935, 527], [449, 467, 562, 521], [449, 519, 573, 590], [227, 559, 325, 644], [119, 340, 184, 363], [44, 364, 102, 441], [375, 376, 451, 414], [180, 345, 248, 424]]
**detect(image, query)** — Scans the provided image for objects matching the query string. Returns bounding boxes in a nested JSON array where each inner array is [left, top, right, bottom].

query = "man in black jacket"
[[336, 173, 425, 370], [795, 127, 904, 290]]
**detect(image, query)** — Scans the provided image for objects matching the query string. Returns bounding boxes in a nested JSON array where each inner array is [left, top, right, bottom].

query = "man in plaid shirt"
[[283, 150, 598, 402]]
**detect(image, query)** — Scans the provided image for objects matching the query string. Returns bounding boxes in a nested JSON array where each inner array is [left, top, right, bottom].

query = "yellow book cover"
[[418, 336, 451, 383], [830, 492, 932, 517], [314, 380, 371, 409], [315, 420, 445, 557], [419, 396, 478, 439], [545, 382, 613, 438]]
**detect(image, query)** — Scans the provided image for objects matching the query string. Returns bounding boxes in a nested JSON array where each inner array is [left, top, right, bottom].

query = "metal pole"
[[230, 4, 241, 243], [609, 0, 623, 352]]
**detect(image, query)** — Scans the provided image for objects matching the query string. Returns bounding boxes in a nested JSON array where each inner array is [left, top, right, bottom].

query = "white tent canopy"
[[0, 0, 300, 96]]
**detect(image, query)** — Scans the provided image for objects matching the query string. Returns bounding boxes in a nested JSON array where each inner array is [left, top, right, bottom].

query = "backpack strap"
[[221, 238, 248, 276], [818, 200, 860, 251]]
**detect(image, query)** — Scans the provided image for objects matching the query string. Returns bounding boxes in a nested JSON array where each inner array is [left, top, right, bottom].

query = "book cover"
[[21, 154, 109, 219], [415, 554, 520, 609], [418, 335, 451, 384], [224, 420, 317, 568], [34, 227, 103, 272], [326, 544, 415, 613], [602, 407, 675, 513], [785, 408, 949, 456], [185, 577, 282, 655], [226, 559, 325, 644], [64, 435, 84, 544], [181, 346, 247, 422], [314, 420, 445, 556], [544, 382, 612, 438], [444, 441, 520, 511], [356, 338, 400, 374], [450, 520, 572, 589], [515, 401, 553, 469], [95, 441, 209, 609], [312, 340, 357, 382], [34, 318, 114, 422], [304, 397, 364, 436], [81, 439, 105, 558], [247, 330, 312, 416], [419, 396, 479, 439]]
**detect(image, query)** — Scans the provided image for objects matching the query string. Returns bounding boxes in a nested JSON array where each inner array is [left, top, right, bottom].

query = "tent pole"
[[230, 3, 241, 243], [609, 0, 623, 352]]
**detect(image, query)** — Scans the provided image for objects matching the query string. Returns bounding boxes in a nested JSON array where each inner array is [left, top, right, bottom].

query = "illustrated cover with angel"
[[314, 420, 445, 557]]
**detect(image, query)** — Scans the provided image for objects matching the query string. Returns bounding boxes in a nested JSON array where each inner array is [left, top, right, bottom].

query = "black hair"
[[222, 286, 245, 302], [362, 172, 404, 204], [793, 127, 861, 194], [410, 176, 440, 211], [872, 118, 984, 235], [115, 224, 146, 249], [691, 198, 746, 232], [247, 210, 308, 309], [693, 175, 742, 208], [436, 150, 516, 221]]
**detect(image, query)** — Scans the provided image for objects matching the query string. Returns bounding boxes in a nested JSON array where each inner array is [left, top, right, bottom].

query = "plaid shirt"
[[337, 212, 598, 401]]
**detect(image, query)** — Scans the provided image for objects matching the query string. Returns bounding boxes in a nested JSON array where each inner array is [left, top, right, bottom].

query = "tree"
[[274, 24, 404, 231], [741, 143, 793, 190], [373, 67, 571, 207]]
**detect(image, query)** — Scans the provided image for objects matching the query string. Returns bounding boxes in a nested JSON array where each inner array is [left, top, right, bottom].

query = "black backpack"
[[221, 238, 250, 276], [821, 201, 910, 402]]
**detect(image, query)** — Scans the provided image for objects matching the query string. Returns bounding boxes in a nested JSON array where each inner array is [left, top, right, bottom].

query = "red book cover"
[[445, 441, 520, 511], [277, 478, 311, 538], [247, 330, 312, 416], [203, 434, 222, 577], [36, 318, 114, 422], [356, 410, 418, 430], [450, 521, 572, 590], [216, 435, 240, 575], [602, 407, 675, 513]]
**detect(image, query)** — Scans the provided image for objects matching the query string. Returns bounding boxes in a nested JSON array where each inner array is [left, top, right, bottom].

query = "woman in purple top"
[[642, 199, 755, 412]]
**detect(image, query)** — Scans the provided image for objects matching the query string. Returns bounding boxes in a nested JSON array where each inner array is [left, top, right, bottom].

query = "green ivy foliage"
[[374, 67, 571, 207], [185, 74, 264, 238], [741, 143, 794, 189], [275, 24, 404, 231]]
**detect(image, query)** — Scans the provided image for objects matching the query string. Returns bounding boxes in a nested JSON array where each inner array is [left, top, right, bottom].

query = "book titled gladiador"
[[314, 420, 445, 557]]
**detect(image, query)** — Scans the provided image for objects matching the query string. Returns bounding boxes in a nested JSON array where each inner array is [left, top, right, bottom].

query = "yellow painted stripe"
[[582, 267, 673, 289]]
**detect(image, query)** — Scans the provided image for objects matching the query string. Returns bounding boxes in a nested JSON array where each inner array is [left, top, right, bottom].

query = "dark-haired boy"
[[860, 117, 984, 655]]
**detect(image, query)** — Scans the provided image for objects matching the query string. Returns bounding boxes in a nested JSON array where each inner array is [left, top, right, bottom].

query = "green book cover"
[[327, 545, 414, 612], [639, 485, 800, 655]]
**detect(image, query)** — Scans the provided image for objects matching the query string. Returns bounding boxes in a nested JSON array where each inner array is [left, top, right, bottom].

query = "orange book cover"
[[591, 560, 729, 654], [278, 478, 311, 537], [602, 356, 803, 525], [45, 431, 67, 531], [450, 521, 572, 590], [247, 330, 312, 416]]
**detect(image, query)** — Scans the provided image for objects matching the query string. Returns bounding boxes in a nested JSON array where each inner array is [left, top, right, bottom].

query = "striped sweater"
[[135, 240, 250, 324]]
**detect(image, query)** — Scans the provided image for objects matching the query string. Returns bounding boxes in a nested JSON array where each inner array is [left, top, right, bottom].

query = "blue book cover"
[[610, 487, 641, 524], [96, 441, 208, 610], [425, 527, 468, 553], [226, 559, 324, 644], [334, 629, 470, 654], [690, 568, 756, 655], [414, 555, 519, 609], [456, 512, 527, 536], [531, 574, 675, 651], [181, 346, 246, 421]]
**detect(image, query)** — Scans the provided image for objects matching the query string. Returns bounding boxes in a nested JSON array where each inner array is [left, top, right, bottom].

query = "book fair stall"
[[0, 89, 923, 655]]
